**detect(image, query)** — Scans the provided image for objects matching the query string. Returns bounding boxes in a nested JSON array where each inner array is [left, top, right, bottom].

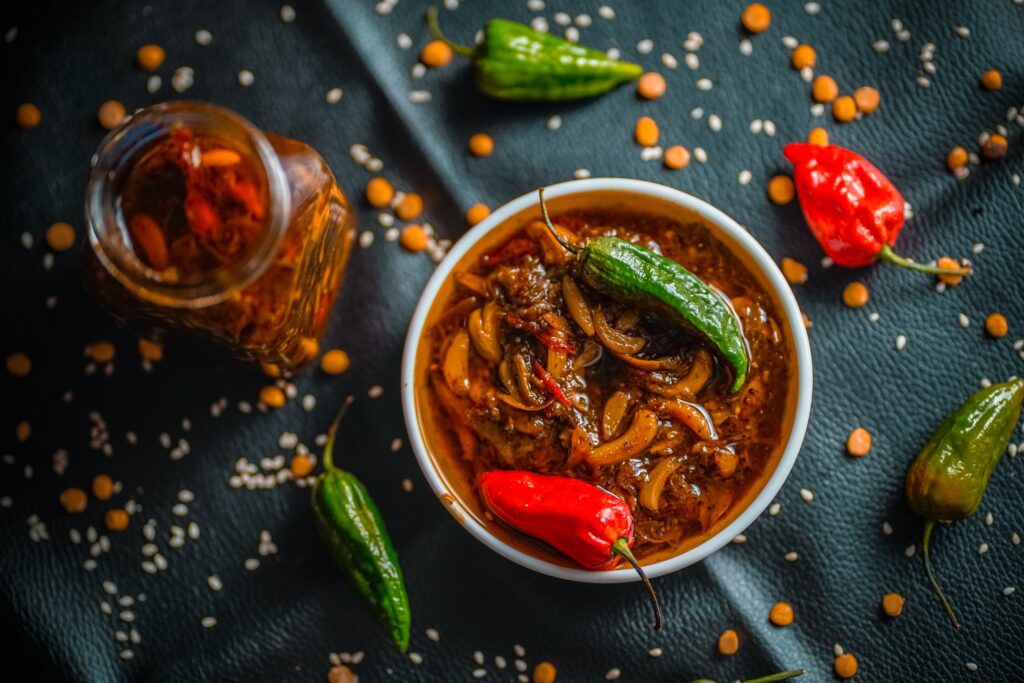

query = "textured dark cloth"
[[2, 0, 1024, 681]]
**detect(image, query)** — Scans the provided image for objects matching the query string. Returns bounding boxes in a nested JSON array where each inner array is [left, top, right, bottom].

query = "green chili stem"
[[879, 245, 971, 276], [538, 188, 580, 254], [742, 670, 805, 683], [426, 7, 475, 57], [322, 395, 355, 472], [611, 537, 663, 631], [922, 520, 961, 629]]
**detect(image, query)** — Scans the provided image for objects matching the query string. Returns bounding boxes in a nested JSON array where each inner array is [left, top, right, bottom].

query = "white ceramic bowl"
[[401, 178, 813, 583]]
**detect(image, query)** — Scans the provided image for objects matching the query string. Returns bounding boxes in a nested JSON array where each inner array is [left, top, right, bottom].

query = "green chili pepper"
[[905, 377, 1024, 629], [311, 397, 411, 651], [427, 8, 642, 101], [691, 669, 804, 683], [539, 189, 750, 392]]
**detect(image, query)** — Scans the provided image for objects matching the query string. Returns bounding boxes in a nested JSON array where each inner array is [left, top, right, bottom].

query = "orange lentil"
[[936, 257, 965, 286], [468, 133, 495, 157], [532, 661, 558, 683], [846, 427, 872, 457], [466, 203, 491, 226], [741, 3, 771, 33], [327, 665, 357, 683], [769, 601, 794, 626], [985, 313, 1009, 338], [301, 337, 320, 360], [138, 338, 164, 362], [60, 488, 88, 514], [395, 193, 424, 221], [807, 127, 829, 146], [88, 342, 116, 363], [420, 40, 453, 68], [842, 282, 869, 308], [290, 454, 315, 478], [811, 75, 839, 103], [834, 653, 858, 679], [136, 44, 165, 71], [718, 629, 740, 655], [768, 175, 795, 205], [634, 116, 659, 147], [946, 147, 969, 171], [16, 103, 41, 129], [833, 96, 857, 122], [261, 362, 282, 378], [791, 45, 816, 70], [981, 133, 1008, 160], [16, 420, 31, 442], [98, 100, 127, 130], [781, 257, 808, 285], [92, 474, 115, 501], [400, 224, 430, 252], [636, 72, 667, 100], [881, 592, 905, 617], [980, 69, 1003, 91], [6, 352, 31, 377], [201, 149, 242, 167], [260, 385, 286, 408], [853, 86, 881, 114], [663, 145, 691, 170], [106, 508, 130, 532], [321, 349, 351, 375], [46, 222, 76, 252], [365, 177, 395, 208]]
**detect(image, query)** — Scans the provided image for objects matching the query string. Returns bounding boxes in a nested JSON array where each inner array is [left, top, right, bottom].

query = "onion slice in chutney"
[[588, 408, 659, 466], [639, 456, 682, 511], [593, 307, 646, 354]]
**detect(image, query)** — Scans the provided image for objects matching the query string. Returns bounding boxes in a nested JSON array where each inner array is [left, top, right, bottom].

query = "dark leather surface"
[[2, 0, 1023, 681]]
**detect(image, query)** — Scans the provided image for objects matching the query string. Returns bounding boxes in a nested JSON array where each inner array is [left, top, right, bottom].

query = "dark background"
[[2, 0, 1023, 681]]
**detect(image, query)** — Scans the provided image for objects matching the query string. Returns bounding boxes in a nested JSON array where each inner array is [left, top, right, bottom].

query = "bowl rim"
[[400, 177, 813, 584]]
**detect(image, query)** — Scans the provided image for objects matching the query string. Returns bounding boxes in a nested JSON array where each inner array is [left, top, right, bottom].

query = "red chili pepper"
[[478, 469, 662, 629], [531, 359, 572, 408], [784, 143, 970, 277], [184, 191, 221, 238], [506, 313, 577, 354]]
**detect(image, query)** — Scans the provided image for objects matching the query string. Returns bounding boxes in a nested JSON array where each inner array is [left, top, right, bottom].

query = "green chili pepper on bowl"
[[311, 397, 411, 651], [427, 8, 642, 101], [905, 377, 1024, 629], [538, 189, 750, 392]]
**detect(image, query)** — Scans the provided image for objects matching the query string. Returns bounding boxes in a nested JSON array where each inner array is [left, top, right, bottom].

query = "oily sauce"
[[420, 206, 796, 565]]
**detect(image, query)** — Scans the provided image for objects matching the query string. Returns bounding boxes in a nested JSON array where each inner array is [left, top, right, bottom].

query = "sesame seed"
[[359, 231, 374, 249], [763, 120, 777, 136], [325, 88, 343, 104], [606, 668, 622, 680], [799, 488, 814, 502], [733, 534, 747, 543], [873, 40, 890, 53], [172, 503, 188, 517], [905, 544, 916, 557], [1014, 532, 1022, 545], [895, 335, 908, 351], [694, 147, 707, 163], [598, 5, 614, 20], [527, 0, 545, 10], [696, 78, 713, 91], [738, 170, 752, 185], [985, 512, 994, 526], [103, 580, 118, 595], [708, 114, 722, 131], [959, 313, 970, 328], [810, 103, 825, 117], [473, 651, 485, 665], [805, 2, 821, 14], [966, 663, 978, 672], [834, 643, 844, 656], [207, 575, 222, 591], [769, 502, 781, 516], [390, 438, 403, 452], [553, 12, 571, 26], [662, 53, 678, 69], [409, 90, 432, 104], [472, 669, 487, 679], [201, 616, 217, 628], [564, 27, 579, 43], [1003, 586, 1016, 596], [978, 542, 989, 555], [409, 652, 423, 664], [691, 107, 704, 120], [120, 650, 134, 660], [573, 168, 591, 179], [194, 29, 213, 46], [785, 551, 799, 562], [402, 479, 413, 492], [636, 39, 653, 55], [368, 385, 383, 398], [237, 70, 254, 87], [514, 659, 527, 672], [531, 17, 549, 33], [426, 628, 440, 641], [245, 558, 260, 570], [749, 119, 763, 134], [684, 53, 699, 70], [547, 115, 562, 131], [869, 312, 880, 322], [649, 647, 663, 657], [739, 39, 752, 55]]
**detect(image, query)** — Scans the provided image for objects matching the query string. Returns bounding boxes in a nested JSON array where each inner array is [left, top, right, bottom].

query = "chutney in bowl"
[[401, 179, 812, 582]]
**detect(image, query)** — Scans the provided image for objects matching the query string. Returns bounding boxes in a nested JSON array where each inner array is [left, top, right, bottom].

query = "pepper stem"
[[922, 520, 960, 629], [611, 537, 663, 630], [426, 7, 475, 58], [322, 395, 355, 472], [742, 670, 805, 683], [538, 188, 580, 255], [878, 245, 971, 276]]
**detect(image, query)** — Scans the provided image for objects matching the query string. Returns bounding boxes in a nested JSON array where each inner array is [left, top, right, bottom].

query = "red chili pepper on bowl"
[[479, 469, 663, 629], [784, 143, 970, 277]]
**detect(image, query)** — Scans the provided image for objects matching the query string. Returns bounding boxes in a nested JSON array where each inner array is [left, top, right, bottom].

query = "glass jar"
[[83, 102, 354, 369]]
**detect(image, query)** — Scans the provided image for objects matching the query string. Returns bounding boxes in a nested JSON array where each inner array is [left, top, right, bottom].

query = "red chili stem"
[[611, 537, 663, 630], [878, 245, 971, 276], [531, 359, 572, 408]]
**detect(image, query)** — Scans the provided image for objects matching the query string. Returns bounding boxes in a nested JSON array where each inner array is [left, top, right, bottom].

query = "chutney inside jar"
[[417, 196, 798, 565]]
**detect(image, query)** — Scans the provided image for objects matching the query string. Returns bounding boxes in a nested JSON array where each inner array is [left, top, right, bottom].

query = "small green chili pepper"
[[539, 189, 750, 392], [311, 397, 411, 651], [905, 377, 1024, 629], [691, 669, 804, 683], [427, 7, 642, 101]]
